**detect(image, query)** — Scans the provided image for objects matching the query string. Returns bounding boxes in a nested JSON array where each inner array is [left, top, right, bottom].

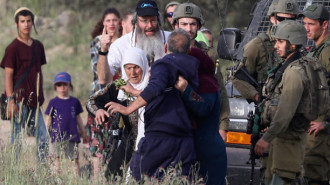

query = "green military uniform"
[[232, 1, 301, 183], [216, 65, 230, 131], [304, 34, 330, 185], [233, 31, 281, 102], [301, 5, 330, 184], [262, 52, 309, 182], [259, 20, 314, 184], [232, 0, 300, 102]]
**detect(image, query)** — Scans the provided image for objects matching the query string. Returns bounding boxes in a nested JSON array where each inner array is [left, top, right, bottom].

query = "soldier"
[[301, 4, 330, 185], [171, 2, 230, 142], [163, 1, 179, 31], [232, 0, 300, 182], [254, 20, 312, 185], [171, 2, 208, 51], [233, 0, 300, 103]]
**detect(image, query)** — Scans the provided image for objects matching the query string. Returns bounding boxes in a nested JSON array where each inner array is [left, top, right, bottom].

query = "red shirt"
[[1, 38, 46, 107]]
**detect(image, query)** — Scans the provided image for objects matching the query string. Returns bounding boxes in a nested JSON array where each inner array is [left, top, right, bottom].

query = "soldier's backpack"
[[291, 56, 329, 121]]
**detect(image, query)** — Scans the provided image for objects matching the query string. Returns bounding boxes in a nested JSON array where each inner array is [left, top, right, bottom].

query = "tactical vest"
[[262, 56, 329, 126], [306, 41, 330, 86], [256, 33, 282, 82], [291, 56, 329, 121]]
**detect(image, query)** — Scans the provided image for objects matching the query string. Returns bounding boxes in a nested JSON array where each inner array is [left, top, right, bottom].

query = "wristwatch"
[[98, 50, 108, 56]]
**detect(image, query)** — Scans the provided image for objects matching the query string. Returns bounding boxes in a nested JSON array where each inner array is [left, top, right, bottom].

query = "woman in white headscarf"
[[117, 47, 149, 150], [86, 47, 149, 180]]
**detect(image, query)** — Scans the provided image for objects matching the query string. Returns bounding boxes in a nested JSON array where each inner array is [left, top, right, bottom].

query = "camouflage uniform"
[[302, 5, 330, 184]]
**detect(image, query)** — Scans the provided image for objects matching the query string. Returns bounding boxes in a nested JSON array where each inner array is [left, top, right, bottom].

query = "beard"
[[136, 25, 165, 65]]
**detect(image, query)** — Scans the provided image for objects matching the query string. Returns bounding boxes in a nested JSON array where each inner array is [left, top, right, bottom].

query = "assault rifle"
[[234, 66, 264, 185], [102, 112, 122, 164]]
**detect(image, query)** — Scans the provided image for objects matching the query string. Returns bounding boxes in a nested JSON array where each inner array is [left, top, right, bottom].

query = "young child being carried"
[[45, 72, 87, 176]]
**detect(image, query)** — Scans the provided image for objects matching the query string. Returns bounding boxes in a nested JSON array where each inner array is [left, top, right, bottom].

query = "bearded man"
[[97, 0, 170, 85]]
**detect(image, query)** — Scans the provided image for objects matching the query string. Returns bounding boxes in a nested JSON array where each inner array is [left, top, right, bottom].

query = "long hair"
[[90, 8, 121, 39]]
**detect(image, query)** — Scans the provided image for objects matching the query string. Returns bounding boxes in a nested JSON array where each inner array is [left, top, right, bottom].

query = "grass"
[[0, 1, 232, 184], [0, 130, 205, 184]]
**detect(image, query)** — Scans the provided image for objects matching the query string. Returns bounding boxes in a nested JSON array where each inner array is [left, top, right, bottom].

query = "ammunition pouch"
[[261, 99, 279, 127]]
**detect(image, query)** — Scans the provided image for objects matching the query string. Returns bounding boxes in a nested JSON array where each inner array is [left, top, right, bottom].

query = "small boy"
[[45, 72, 87, 175]]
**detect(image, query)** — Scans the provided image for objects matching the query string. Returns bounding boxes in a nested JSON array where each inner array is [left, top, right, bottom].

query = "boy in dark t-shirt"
[[0, 7, 48, 162]]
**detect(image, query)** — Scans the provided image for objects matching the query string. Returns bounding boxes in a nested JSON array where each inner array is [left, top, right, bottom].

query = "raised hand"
[[100, 25, 113, 52]]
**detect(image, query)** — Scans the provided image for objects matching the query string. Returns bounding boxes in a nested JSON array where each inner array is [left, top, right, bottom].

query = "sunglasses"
[[275, 16, 296, 22], [166, 12, 174, 18]]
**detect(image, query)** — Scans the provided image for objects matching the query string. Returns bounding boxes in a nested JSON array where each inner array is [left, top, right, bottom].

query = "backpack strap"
[[268, 53, 299, 92], [307, 41, 330, 58]]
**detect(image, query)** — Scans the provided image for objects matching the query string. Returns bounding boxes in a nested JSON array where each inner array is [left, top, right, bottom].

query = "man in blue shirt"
[[107, 29, 199, 181]]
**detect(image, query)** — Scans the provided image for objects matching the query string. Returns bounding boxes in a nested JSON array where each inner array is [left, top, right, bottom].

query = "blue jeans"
[[10, 104, 49, 162]]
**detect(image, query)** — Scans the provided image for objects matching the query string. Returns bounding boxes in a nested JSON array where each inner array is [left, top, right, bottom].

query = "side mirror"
[[217, 28, 242, 61]]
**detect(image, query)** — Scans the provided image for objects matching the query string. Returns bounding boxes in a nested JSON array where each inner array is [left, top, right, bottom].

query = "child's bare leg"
[[75, 157, 81, 176], [92, 156, 101, 180], [54, 157, 60, 174]]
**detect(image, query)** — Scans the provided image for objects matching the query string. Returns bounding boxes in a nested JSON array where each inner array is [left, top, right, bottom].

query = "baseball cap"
[[136, 0, 159, 17], [54, 72, 71, 84], [302, 4, 329, 20]]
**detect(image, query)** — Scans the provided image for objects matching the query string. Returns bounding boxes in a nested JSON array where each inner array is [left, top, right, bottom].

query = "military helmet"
[[171, 2, 205, 26], [270, 20, 307, 46], [267, 0, 300, 17]]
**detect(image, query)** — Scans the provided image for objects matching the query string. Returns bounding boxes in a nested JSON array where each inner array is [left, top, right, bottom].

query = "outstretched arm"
[[106, 96, 147, 116]]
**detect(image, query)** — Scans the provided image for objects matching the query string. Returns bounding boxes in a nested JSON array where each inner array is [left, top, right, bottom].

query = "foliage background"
[[0, 0, 259, 106]]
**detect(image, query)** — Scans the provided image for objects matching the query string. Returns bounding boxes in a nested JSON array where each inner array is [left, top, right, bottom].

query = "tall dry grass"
[[0, 131, 205, 184]]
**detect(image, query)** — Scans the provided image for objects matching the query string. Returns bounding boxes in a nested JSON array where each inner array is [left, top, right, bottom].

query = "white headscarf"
[[117, 47, 149, 101], [117, 47, 149, 151]]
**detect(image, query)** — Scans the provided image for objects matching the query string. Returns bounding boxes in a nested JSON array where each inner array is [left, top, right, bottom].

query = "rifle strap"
[[269, 52, 301, 92]]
